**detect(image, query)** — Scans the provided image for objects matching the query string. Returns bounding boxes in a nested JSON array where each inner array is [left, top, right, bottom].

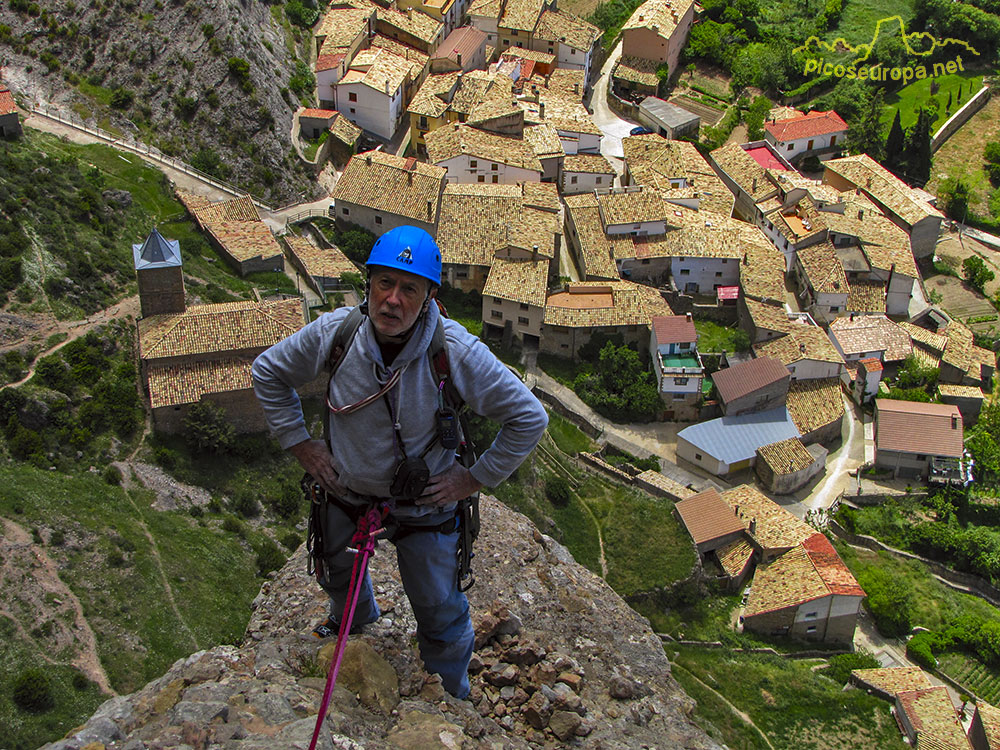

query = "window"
[[695, 453, 703, 461], [491, 163, 499, 170], [375, 215, 382, 225], [721, 258, 728, 263], [518, 316, 529, 325], [674, 377, 689, 385], [673, 393, 686, 400], [512, 29, 518, 35], [516, 41, 523, 47], [787, 143, 794, 151], [640, 259, 650, 265], [491, 310, 503, 319], [493, 297, 503, 304], [596, 176, 602, 184], [571, 175, 578, 184], [830, 306, 839, 312], [349, 107, 356, 114], [806, 626, 817, 633], [470, 159, 478, 167], [342, 207, 350, 215], [679, 342, 690, 350], [349, 92, 358, 102], [680, 269, 690, 275], [492, 175, 499, 183], [418, 116, 428, 129], [715, 271, 722, 277], [456, 270, 468, 278], [477, 175, 485, 183], [916, 454, 926, 461], [804, 611, 818, 620], [519, 303, 529, 310]]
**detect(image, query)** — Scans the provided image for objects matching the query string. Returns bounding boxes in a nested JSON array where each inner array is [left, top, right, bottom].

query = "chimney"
[[532, 244, 538, 260], [799, 342, 806, 353], [366, 153, 372, 165], [749, 518, 757, 535], [752, 177, 757, 192], [574, 83, 579, 95], [858, 208, 864, 220], [539, 101, 545, 118], [952, 414, 959, 429], [685, 311, 692, 321], [408, 170, 413, 184], [457, 52, 463, 68], [427, 199, 434, 218]]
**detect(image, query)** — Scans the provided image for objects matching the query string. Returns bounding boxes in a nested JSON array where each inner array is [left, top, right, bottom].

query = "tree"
[[183, 401, 235, 454], [845, 87, 885, 160], [857, 567, 913, 637], [901, 107, 933, 186], [656, 63, 670, 98], [744, 95, 772, 141], [985, 141, 1000, 184], [572, 342, 662, 423], [938, 176, 970, 221], [884, 109, 905, 175], [12, 668, 54, 712], [963, 255, 995, 294]]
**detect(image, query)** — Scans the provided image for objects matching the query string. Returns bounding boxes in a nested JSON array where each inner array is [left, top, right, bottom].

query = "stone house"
[[332, 150, 446, 236], [283, 235, 360, 301], [425, 122, 543, 184], [895, 688, 971, 750], [755, 437, 825, 494], [792, 241, 848, 324], [430, 26, 488, 72], [823, 153, 943, 259], [760, 195, 829, 272], [763, 110, 847, 164], [707, 141, 786, 224], [937, 383, 985, 426], [827, 314, 912, 372], [712, 357, 790, 416], [177, 192, 283, 276], [620, 0, 695, 77], [560, 153, 615, 195], [494, 0, 601, 84], [753, 318, 845, 381], [968, 700, 1000, 750], [480, 257, 549, 346], [610, 56, 660, 103], [874, 399, 965, 480], [522, 92, 603, 154], [623, 133, 734, 216], [0, 85, 21, 138], [134, 229, 185, 318], [785, 378, 844, 445], [333, 47, 424, 140], [398, 0, 464, 37]]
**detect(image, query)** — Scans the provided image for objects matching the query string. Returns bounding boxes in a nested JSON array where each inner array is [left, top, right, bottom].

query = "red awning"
[[717, 286, 739, 300]]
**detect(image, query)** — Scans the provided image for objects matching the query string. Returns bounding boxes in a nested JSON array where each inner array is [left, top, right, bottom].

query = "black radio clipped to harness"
[[436, 406, 460, 450]]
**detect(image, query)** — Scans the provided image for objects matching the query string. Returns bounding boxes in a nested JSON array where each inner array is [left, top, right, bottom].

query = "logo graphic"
[[396, 247, 413, 264], [795, 15, 979, 85]]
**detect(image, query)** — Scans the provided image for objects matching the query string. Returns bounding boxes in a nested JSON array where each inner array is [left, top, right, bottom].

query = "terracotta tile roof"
[[300, 107, 339, 120], [563, 193, 620, 281], [374, 3, 443, 45], [652, 315, 696, 345], [635, 469, 695, 498], [147, 358, 254, 409], [177, 191, 283, 264], [544, 68, 587, 99], [179, 191, 261, 223], [408, 71, 461, 117], [624, 134, 733, 215], [424, 123, 542, 172], [717, 538, 754, 578], [612, 56, 660, 88], [332, 150, 445, 223], [498, 0, 545, 32], [941, 320, 996, 382], [722, 484, 815, 552], [369, 34, 431, 66], [764, 110, 847, 143], [315, 7, 373, 48], [859, 357, 883, 373], [768, 170, 843, 204], [316, 52, 347, 72], [328, 111, 362, 146], [744, 299, 794, 334], [528, 92, 602, 135], [821, 194, 918, 279], [797, 241, 847, 295], [765, 197, 827, 246], [598, 188, 665, 225], [938, 384, 984, 400], [976, 702, 1000, 750], [739, 234, 787, 302], [523, 122, 564, 160], [674, 487, 746, 545], [786, 377, 844, 435], [828, 314, 912, 363], [877, 399, 963, 458], [851, 667, 932, 696], [501, 47, 556, 65], [745, 533, 863, 617], [709, 142, 779, 203], [563, 152, 616, 175], [543, 280, 672, 328], [438, 182, 560, 266], [753, 322, 845, 367], [341, 47, 418, 94], [757, 437, 813, 475], [846, 280, 886, 313], [138, 299, 306, 360], [900, 321, 949, 356], [469, 0, 502, 16], [482, 257, 549, 307], [0, 86, 16, 116], [713, 357, 789, 404], [534, 8, 600, 50], [284, 235, 359, 280], [449, 71, 517, 120], [824, 153, 944, 227], [895, 687, 969, 750], [622, 0, 695, 41]]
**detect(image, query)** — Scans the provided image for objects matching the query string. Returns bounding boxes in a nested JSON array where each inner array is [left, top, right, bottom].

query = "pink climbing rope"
[[308, 503, 387, 750]]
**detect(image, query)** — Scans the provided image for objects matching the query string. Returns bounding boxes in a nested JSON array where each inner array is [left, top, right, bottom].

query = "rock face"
[[0, 0, 321, 203], [42, 497, 720, 749]]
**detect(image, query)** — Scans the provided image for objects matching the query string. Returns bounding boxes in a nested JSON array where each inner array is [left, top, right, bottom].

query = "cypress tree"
[[884, 109, 905, 174], [902, 108, 933, 186]]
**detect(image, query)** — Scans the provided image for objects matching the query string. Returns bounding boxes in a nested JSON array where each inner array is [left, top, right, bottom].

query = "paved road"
[[588, 40, 637, 163]]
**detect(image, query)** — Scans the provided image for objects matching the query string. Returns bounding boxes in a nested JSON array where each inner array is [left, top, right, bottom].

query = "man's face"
[[369, 267, 433, 339]]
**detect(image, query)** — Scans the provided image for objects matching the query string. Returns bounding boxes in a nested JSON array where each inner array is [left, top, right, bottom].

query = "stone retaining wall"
[[932, 85, 991, 153]]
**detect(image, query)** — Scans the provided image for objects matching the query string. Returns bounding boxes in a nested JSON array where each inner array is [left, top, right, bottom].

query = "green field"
[[670, 647, 908, 750], [826, 0, 915, 49], [938, 652, 1000, 704], [881, 71, 985, 131]]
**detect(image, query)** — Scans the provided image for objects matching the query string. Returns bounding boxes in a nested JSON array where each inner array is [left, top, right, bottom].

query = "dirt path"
[[0, 518, 116, 695], [679, 666, 777, 750]]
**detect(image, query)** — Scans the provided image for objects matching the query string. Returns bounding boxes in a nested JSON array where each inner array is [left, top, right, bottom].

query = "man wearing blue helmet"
[[252, 225, 548, 699]]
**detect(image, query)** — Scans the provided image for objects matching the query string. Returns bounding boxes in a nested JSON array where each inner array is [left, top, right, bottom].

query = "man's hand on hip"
[[289, 439, 346, 496], [419, 462, 481, 508]]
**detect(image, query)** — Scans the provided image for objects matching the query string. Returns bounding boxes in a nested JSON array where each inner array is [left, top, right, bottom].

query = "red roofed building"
[[431, 26, 488, 73], [650, 312, 703, 420], [764, 110, 847, 164], [0, 84, 21, 138], [298, 107, 339, 138], [712, 357, 791, 416], [875, 399, 968, 482]]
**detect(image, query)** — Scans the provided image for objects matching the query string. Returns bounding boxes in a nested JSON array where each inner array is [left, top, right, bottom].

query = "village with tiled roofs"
[[7, 0, 1000, 743]]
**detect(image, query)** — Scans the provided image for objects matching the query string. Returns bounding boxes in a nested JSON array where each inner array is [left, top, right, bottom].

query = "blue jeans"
[[318, 501, 474, 699]]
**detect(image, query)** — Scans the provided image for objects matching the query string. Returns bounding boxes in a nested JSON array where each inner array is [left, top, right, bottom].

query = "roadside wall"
[[932, 85, 990, 152]]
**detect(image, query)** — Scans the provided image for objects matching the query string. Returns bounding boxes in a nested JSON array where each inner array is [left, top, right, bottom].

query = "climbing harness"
[[307, 501, 390, 750]]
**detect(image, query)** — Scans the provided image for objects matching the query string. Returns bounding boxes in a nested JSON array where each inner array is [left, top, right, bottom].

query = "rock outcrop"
[[42, 497, 720, 749]]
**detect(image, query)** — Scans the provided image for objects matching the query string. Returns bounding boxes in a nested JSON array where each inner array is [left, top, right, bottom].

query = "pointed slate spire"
[[133, 228, 182, 270]]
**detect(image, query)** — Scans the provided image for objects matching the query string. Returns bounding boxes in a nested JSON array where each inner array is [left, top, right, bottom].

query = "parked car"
[[630, 126, 653, 136]]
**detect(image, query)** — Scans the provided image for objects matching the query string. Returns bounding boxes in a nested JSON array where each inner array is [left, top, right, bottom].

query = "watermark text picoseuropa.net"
[[803, 55, 968, 85]]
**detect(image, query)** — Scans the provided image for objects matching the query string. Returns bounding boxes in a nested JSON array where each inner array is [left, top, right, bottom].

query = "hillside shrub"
[[573, 342, 661, 423], [11, 668, 54, 712], [857, 567, 912, 637], [545, 476, 571, 507], [229, 489, 260, 519], [281, 531, 301, 551], [255, 537, 285, 577], [183, 401, 235, 454], [907, 631, 937, 668], [823, 650, 880, 684]]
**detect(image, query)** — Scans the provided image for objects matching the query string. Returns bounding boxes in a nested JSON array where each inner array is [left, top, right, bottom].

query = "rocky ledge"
[[42, 497, 719, 749]]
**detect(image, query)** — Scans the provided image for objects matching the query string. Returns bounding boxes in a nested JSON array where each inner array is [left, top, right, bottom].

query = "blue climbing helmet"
[[366, 225, 441, 287]]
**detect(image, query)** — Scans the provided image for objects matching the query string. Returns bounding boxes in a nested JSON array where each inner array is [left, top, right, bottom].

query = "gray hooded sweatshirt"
[[251, 302, 547, 517]]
